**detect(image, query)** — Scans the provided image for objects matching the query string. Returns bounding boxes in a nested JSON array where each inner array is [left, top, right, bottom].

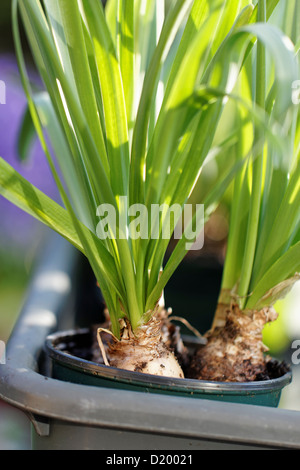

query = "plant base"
[[45, 327, 292, 407]]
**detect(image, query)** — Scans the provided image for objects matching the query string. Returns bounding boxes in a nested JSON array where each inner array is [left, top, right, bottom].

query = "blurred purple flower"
[[0, 55, 59, 251]]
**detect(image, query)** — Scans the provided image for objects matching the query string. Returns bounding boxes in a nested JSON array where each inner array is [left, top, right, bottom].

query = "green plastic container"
[[45, 328, 292, 407]]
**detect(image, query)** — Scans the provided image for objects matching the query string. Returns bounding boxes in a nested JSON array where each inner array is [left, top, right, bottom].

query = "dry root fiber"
[[97, 314, 184, 379], [188, 303, 278, 382]]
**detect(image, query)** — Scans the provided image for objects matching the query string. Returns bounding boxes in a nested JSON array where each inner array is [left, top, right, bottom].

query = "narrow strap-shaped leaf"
[[81, 20, 107, 144], [148, 2, 254, 166], [220, 122, 251, 291], [145, 131, 257, 312], [80, 0, 146, 328], [144, 4, 243, 211], [144, 104, 221, 297], [237, 0, 267, 305], [144, 14, 254, 233], [145, 155, 242, 312], [215, 21, 298, 304], [156, 0, 225, 111], [18, 94, 99, 233], [143, 6, 255, 270], [43, 0, 77, 98], [117, 0, 135, 130], [16, 0, 100, 229], [130, 0, 194, 207], [33, 92, 97, 232], [145, 71, 292, 309], [237, 21, 298, 304], [105, 0, 118, 46], [45, 0, 109, 177], [144, 14, 293, 309], [13, 0, 128, 314], [0, 156, 82, 253], [0, 155, 125, 310], [246, 241, 300, 310], [248, 0, 280, 25], [17, 0, 116, 211], [17, 106, 36, 162], [250, 89, 299, 286], [145, 204, 207, 313], [81, 0, 130, 199], [144, 105, 227, 299], [252, 162, 300, 284], [0, 156, 125, 305], [133, 0, 161, 112]]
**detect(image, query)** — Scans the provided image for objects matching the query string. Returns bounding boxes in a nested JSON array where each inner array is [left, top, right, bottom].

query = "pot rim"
[[45, 328, 292, 395]]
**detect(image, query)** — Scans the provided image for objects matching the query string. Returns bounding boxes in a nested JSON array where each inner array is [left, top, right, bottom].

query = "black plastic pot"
[[45, 327, 292, 408], [1, 233, 300, 450]]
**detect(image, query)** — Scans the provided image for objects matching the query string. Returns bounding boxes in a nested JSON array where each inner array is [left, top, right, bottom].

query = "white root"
[[96, 327, 117, 367], [168, 315, 206, 342]]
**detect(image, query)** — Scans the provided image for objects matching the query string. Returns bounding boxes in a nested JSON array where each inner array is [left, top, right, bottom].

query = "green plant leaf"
[[81, 0, 130, 199], [247, 242, 300, 310], [11, 0, 300, 335], [130, 0, 194, 207], [44, 0, 109, 174], [12, 0, 129, 325], [117, 0, 135, 129], [0, 156, 82, 252], [17, 106, 36, 162], [33, 92, 97, 232]]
